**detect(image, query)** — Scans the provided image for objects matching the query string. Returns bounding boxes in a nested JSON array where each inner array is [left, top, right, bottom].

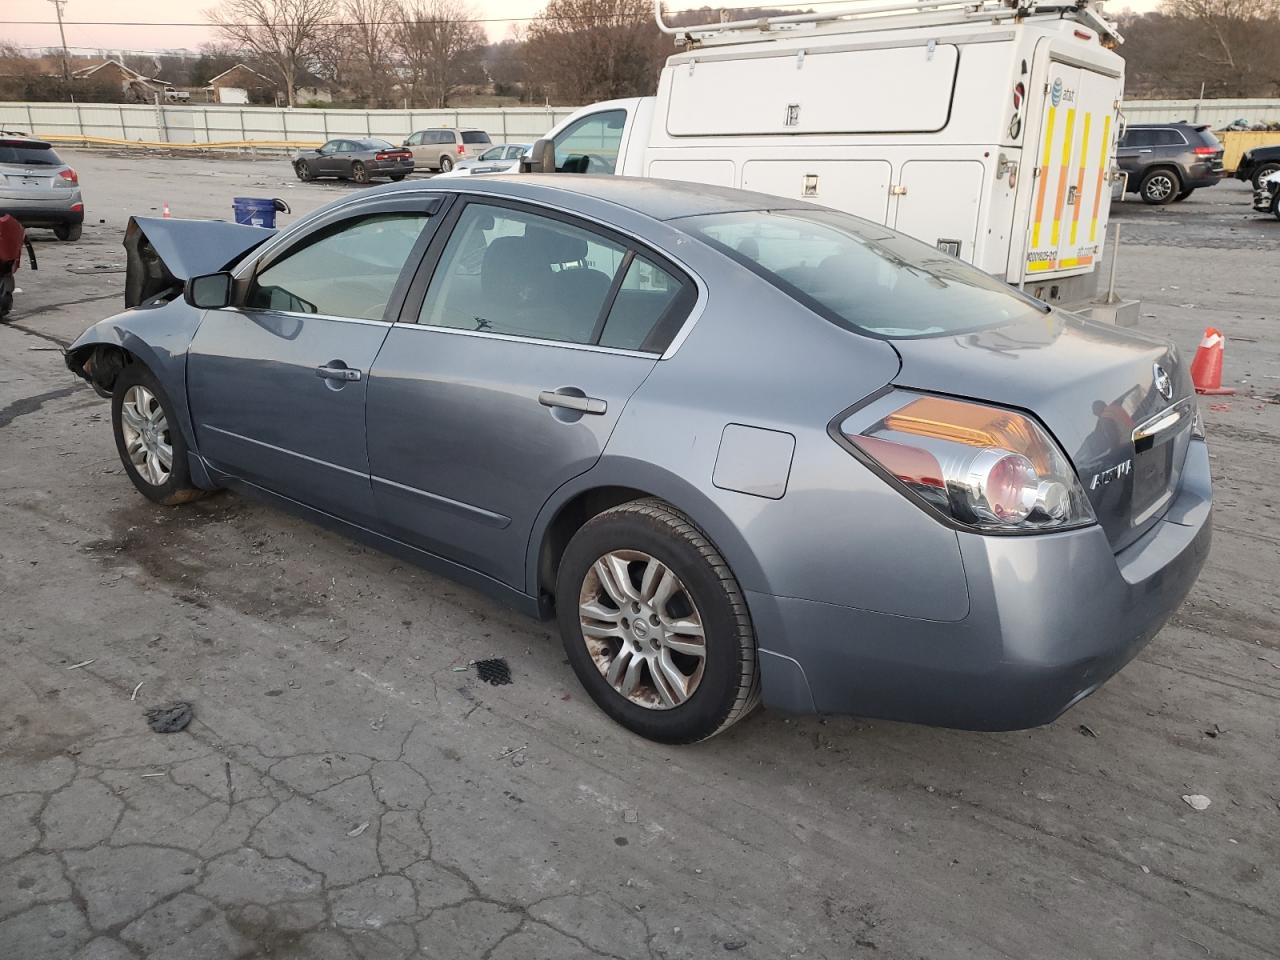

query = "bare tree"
[[392, 0, 487, 108], [207, 0, 332, 106], [1155, 0, 1280, 95], [524, 0, 668, 104]]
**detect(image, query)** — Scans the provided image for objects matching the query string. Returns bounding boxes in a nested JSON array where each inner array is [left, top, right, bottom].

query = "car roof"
[[389, 174, 821, 222], [1127, 122, 1210, 130]]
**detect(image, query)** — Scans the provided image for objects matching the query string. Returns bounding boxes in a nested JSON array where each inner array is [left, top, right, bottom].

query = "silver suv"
[[0, 133, 84, 241], [402, 128, 492, 173]]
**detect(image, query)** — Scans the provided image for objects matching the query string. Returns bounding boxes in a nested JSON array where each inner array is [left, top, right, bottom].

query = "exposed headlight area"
[[836, 392, 1096, 534]]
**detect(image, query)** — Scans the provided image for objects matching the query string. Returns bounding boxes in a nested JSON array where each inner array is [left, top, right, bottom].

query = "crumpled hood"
[[123, 216, 274, 307]]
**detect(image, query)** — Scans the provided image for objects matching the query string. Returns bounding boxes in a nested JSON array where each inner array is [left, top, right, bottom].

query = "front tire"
[[555, 499, 760, 743], [1252, 163, 1280, 190], [54, 223, 81, 241], [111, 364, 205, 506], [1140, 169, 1180, 205], [438, 155, 453, 173]]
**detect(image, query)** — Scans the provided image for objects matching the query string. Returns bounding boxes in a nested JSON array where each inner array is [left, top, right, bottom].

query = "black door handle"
[[539, 390, 606, 415], [316, 364, 362, 382]]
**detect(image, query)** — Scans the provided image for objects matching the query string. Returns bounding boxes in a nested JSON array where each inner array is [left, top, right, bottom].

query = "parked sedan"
[[433, 143, 531, 178], [293, 138, 413, 184], [65, 177, 1211, 743]]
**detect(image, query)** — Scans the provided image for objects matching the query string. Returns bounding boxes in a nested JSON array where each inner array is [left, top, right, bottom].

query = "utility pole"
[[49, 0, 71, 85]]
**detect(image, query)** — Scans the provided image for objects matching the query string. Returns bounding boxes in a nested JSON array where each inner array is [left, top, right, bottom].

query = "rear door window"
[[418, 202, 695, 352]]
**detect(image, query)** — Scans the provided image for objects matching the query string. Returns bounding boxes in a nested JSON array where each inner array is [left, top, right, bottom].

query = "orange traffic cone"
[[1189, 327, 1235, 396], [162, 201, 171, 218]]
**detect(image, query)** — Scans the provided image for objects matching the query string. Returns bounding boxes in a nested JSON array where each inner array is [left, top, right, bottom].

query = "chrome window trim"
[[219, 306, 392, 327], [389, 321, 657, 360]]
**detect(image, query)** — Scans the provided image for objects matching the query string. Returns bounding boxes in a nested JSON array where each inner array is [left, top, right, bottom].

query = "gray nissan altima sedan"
[[65, 176, 1212, 743]]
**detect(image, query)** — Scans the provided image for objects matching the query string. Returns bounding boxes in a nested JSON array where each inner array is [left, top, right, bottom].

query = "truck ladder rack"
[[655, 0, 1124, 46]]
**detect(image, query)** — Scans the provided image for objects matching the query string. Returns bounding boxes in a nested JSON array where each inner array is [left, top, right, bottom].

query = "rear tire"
[[111, 364, 205, 507], [389, 174, 406, 182], [1139, 169, 1180, 205], [555, 498, 760, 744], [294, 160, 313, 182], [54, 223, 81, 242], [351, 161, 369, 184], [1252, 162, 1280, 190], [438, 155, 453, 173]]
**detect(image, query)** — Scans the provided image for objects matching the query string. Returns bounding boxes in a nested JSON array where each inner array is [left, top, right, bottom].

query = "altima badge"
[[1154, 363, 1173, 401]]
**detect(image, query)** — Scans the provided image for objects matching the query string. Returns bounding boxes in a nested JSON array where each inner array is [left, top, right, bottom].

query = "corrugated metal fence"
[[0, 102, 579, 149], [1, 99, 1278, 151]]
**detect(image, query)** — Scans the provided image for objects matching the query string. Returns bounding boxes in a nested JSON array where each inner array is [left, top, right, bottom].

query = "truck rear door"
[[1023, 61, 1120, 280]]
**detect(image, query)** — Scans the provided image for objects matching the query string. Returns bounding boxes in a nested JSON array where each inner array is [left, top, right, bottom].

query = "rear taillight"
[[457, 144, 465, 154], [1193, 146, 1218, 155], [57, 167, 78, 185], [375, 152, 389, 160], [837, 393, 1095, 533]]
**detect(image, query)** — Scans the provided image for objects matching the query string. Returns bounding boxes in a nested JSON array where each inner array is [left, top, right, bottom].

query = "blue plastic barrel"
[[232, 197, 278, 228]]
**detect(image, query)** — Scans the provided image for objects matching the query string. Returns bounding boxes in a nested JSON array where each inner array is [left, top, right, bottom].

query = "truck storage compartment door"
[[666, 44, 958, 137], [741, 160, 892, 223], [1023, 63, 1117, 279], [892, 160, 983, 260]]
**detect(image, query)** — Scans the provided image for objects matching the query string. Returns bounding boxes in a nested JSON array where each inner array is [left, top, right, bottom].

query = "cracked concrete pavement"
[[1, 152, 1279, 959]]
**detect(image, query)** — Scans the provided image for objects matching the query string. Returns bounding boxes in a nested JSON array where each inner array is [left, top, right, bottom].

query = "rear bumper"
[[751, 439, 1212, 730], [366, 159, 415, 177], [1185, 162, 1223, 188], [0, 195, 83, 227]]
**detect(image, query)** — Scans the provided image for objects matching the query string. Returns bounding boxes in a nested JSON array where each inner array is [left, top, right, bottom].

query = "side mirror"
[[521, 139, 555, 174], [185, 272, 233, 309]]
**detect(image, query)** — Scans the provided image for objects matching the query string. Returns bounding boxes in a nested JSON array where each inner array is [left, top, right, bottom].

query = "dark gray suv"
[[1117, 123, 1224, 205]]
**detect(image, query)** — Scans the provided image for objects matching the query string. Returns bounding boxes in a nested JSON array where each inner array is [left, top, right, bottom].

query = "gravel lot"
[[1, 151, 1278, 960]]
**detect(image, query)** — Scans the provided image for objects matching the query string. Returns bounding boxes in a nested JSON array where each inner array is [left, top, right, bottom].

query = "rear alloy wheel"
[[556, 499, 759, 743], [351, 161, 369, 184], [1140, 169, 1180, 205], [294, 160, 313, 182], [111, 364, 205, 506], [439, 155, 453, 173], [54, 223, 81, 241]]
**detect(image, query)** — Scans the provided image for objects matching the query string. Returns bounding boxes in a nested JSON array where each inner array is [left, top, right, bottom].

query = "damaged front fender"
[[124, 215, 273, 308]]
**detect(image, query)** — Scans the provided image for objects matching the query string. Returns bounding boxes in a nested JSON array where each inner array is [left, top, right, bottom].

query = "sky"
[[5, 0, 1164, 54]]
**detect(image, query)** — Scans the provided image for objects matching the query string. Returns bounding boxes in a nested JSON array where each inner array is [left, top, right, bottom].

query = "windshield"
[[361, 138, 395, 150], [677, 209, 1047, 339]]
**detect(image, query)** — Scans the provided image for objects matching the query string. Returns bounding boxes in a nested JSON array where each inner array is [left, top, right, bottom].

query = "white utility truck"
[[523, 0, 1127, 313]]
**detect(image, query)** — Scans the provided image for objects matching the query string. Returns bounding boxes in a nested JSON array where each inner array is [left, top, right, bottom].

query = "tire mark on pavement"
[[0, 385, 80, 429]]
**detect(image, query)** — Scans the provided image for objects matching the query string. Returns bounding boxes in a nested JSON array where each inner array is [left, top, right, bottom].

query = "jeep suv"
[[402, 128, 492, 173], [1117, 123, 1224, 205]]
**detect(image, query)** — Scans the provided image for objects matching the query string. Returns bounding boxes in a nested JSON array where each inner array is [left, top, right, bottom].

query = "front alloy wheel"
[[120, 384, 173, 487], [579, 550, 707, 709]]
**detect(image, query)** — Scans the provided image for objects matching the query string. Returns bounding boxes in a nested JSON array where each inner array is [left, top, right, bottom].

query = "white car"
[[1252, 169, 1280, 220], [433, 143, 530, 178]]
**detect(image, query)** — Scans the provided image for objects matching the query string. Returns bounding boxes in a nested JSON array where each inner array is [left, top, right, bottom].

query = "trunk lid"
[[890, 312, 1195, 552], [123, 216, 274, 307]]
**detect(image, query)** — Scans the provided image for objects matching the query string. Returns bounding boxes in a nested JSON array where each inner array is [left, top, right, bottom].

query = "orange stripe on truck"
[[1051, 108, 1075, 247], [1070, 113, 1091, 247], [1090, 114, 1112, 243], [1032, 106, 1056, 249]]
